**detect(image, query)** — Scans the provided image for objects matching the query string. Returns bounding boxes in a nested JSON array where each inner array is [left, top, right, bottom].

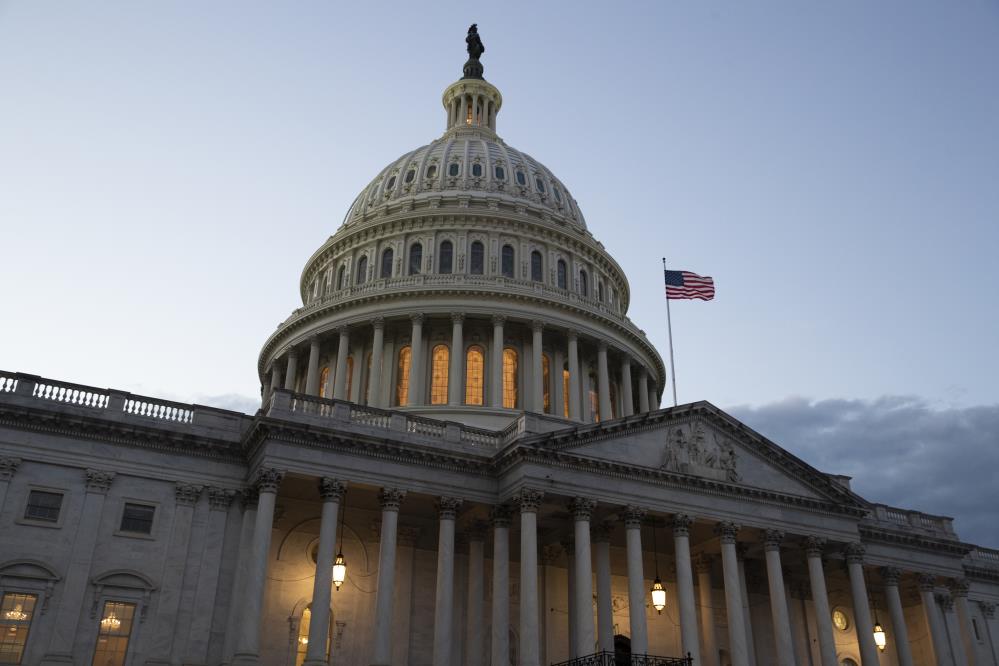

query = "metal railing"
[[550, 653, 693, 666]]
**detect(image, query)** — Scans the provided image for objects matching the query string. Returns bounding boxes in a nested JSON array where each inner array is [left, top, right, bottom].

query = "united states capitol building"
[[1, 28, 997, 666]]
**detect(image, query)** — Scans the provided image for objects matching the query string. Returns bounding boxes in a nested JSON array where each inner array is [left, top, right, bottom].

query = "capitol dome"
[[258, 40, 665, 428]]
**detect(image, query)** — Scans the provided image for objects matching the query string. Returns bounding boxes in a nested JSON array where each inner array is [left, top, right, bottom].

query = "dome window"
[[516, 170, 526, 186], [579, 270, 589, 297], [380, 248, 394, 278], [426, 164, 438, 179], [531, 251, 543, 282], [448, 163, 460, 177], [494, 165, 506, 180], [386, 175, 396, 190], [501, 245, 515, 278], [409, 243, 423, 275], [503, 348, 518, 409], [404, 169, 415, 184], [465, 346, 485, 405], [396, 346, 411, 406], [356, 256, 368, 285], [336, 265, 346, 290], [471, 163, 482, 177], [535, 177, 546, 193], [430, 345, 450, 405], [439, 240, 453, 274], [553, 187, 562, 203], [470, 241, 485, 275], [557, 260, 567, 289], [598, 282, 605, 302]]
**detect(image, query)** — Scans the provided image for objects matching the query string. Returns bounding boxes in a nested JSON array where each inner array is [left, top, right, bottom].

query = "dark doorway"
[[613, 634, 632, 666]]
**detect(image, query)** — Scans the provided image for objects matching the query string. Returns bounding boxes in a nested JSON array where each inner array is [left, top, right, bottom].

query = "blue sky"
[[1, 2, 997, 544]]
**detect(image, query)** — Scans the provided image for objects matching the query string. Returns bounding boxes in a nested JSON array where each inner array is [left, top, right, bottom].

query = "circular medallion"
[[833, 608, 850, 631]]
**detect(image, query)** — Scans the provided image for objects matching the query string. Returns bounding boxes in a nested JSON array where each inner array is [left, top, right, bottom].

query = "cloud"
[[728, 396, 999, 549], [190, 393, 261, 415]]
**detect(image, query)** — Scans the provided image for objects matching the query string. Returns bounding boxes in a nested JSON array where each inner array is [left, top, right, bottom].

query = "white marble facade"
[[1, 30, 998, 666]]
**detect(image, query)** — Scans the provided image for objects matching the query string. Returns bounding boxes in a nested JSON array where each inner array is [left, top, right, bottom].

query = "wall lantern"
[[333, 488, 348, 591], [873, 621, 887, 652], [649, 515, 666, 614]]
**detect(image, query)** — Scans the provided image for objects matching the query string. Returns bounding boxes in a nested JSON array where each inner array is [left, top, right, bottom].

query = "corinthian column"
[[491, 315, 505, 408], [762, 530, 794, 666], [593, 523, 614, 654], [672, 514, 700, 664], [408, 314, 424, 406], [0, 457, 21, 513], [433, 497, 463, 666], [333, 327, 350, 399], [918, 574, 952, 666], [371, 488, 406, 666], [305, 336, 322, 395], [531, 321, 544, 412], [569, 498, 596, 657], [695, 554, 719, 666], [881, 567, 914, 666], [284, 348, 299, 390], [490, 505, 512, 666], [637, 369, 649, 413], [567, 331, 581, 420], [466, 522, 487, 666], [369, 318, 385, 406], [596, 342, 611, 419], [844, 543, 880, 665], [804, 537, 838, 666], [951, 579, 977, 666], [304, 478, 345, 666], [448, 314, 464, 406], [979, 602, 998, 665], [940, 592, 969, 666], [518, 489, 544, 666], [620, 357, 634, 417], [716, 522, 749, 666]]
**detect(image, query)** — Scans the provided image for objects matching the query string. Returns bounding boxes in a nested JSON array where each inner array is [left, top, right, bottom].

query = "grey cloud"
[[191, 393, 261, 415], [728, 396, 999, 549]]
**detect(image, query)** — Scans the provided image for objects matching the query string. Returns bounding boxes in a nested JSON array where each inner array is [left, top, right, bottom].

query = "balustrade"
[[550, 653, 693, 666]]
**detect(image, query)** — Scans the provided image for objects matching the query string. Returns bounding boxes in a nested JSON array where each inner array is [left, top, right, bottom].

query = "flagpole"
[[662, 257, 678, 407]]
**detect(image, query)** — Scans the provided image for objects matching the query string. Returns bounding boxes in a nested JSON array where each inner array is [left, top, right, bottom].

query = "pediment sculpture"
[[661, 423, 741, 483]]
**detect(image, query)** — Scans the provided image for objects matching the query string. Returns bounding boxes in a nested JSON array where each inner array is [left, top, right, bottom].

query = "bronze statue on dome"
[[463, 24, 485, 79]]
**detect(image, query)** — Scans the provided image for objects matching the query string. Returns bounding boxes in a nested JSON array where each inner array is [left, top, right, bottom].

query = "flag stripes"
[[663, 269, 715, 301]]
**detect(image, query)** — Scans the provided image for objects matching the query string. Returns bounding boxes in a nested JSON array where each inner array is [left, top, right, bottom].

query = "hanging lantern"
[[100, 612, 121, 631], [873, 621, 886, 651], [650, 577, 667, 614], [332, 551, 347, 590], [4, 604, 27, 622]]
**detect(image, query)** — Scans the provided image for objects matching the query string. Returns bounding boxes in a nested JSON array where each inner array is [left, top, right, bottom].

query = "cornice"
[[963, 565, 999, 584], [857, 524, 973, 557]]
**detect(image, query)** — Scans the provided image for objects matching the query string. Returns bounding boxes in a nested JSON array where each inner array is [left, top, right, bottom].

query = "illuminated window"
[[356, 256, 368, 285], [92, 601, 136, 666], [409, 243, 422, 275], [470, 241, 484, 275], [336, 266, 345, 290], [501, 245, 514, 278], [345, 356, 354, 401], [0, 592, 37, 664], [396, 346, 411, 406], [294, 606, 333, 666], [579, 270, 588, 297], [562, 367, 570, 417], [319, 367, 330, 398], [380, 248, 393, 278], [426, 164, 437, 179], [472, 163, 482, 177], [589, 373, 600, 422], [439, 241, 453, 274], [531, 251, 543, 282], [542, 354, 551, 413], [430, 345, 449, 405], [466, 103, 473, 125], [503, 348, 518, 409], [465, 346, 485, 405], [557, 260, 567, 289], [364, 352, 372, 404]]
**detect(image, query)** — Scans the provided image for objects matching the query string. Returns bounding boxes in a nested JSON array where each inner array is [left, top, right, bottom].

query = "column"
[[221, 490, 258, 664], [371, 488, 406, 666], [941, 593, 969, 666], [918, 575, 952, 665], [518, 489, 544, 666], [882, 567, 915, 666], [951, 579, 977, 666], [268, 365, 282, 400], [593, 522, 614, 654], [167, 485, 210, 663], [648, 385, 658, 411], [232, 468, 283, 666], [333, 327, 351, 400], [491, 315, 505, 408], [466, 522, 487, 666], [672, 514, 700, 664], [637, 369, 650, 413], [695, 554, 720, 666], [448, 314, 464, 406], [433, 497, 462, 666], [844, 543, 881, 666], [0, 457, 20, 512], [184, 488, 235, 664], [716, 522, 749, 666], [531, 321, 544, 412], [567, 331, 581, 421], [40, 470, 115, 663], [596, 342, 612, 420], [284, 348, 299, 390], [393, 527, 420, 666], [569, 498, 596, 657], [761, 530, 795, 666], [620, 357, 634, 417], [490, 505, 512, 666], [369, 318, 385, 407], [303, 478, 345, 666], [562, 539, 578, 658], [305, 336, 322, 395], [736, 544, 758, 666], [805, 537, 838, 666], [978, 602, 998, 665]]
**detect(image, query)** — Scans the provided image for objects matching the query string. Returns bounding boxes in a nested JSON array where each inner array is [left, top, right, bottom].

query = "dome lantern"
[[443, 25, 502, 133]]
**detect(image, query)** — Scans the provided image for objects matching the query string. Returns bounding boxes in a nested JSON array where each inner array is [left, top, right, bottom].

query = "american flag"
[[664, 269, 715, 301]]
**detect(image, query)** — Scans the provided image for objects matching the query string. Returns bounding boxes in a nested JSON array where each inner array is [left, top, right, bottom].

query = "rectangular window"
[[23, 490, 63, 523], [0, 592, 37, 664], [92, 601, 136, 666], [119, 503, 155, 535]]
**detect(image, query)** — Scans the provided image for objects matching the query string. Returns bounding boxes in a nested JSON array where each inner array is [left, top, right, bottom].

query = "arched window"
[[494, 164, 506, 180], [404, 169, 415, 183], [430, 345, 449, 405], [501, 245, 515, 278], [426, 164, 438, 179], [470, 241, 485, 275], [542, 353, 551, 413], [409, 243, 422, 275], [380, 248, 393, 278], [336, 265, 346, 290], [589, 372, 600, 422], [465, 346, 485, 405], [562, 366, 570, 417], [503, 348, 518, 409], [557, 259, 567, 289], [531, 251, 543, 282], [396, 346, 411, 406], [364, 352, 372, 404], [449, 162, 460, 177], [345, 356, 355, 401], [579, 270, 589, 297], [294, 606, 332, 666], [439, 240, 453, 274], [319, 366, 330, 398], [356, 256, 368, 285], [471, 163, 482, 177]]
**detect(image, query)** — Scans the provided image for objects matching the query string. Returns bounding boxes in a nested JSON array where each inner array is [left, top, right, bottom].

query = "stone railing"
[[968, 547, 999, 570], [866, 503, 957, 538], [0, 371, 245, 438], [550, 653, 693, 666]]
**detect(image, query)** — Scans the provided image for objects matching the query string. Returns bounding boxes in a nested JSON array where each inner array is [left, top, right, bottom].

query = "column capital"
[[623, 505, 646, 529], [843, 542, 866, 565], [592, 522, 613, 543], [450, 312, 465, 324], [490, 504, 513, 528], [409, 313, 424, 325], [567, 330, 579, 342], [978, 601, 996, 619], [936, 592, 954, 612], [436, 496, 463, 520], [85, 469, 116, 494], [672, 514, 694, 537], [284, 346, 298, 359], [337, 324, 351, 336], [318, 477, 346, 502], [207, 486, 234, 511], [309, 334, 321, 346], [763, 529, 785, 552], [803, 535, 826, 557], [239, 487, 259, 511], [949, 578, 970, 598], [714, 520, 740, 544], [175, 482, 203, 506], [881, 566, 903, 586], [378, 487, 406, 511], [515, 488, 544, 514], [597, 339, 608, 352], [694, 553, 714, 574], [253, 467, 285, 494], [467, 519, 489, 541], [372, 316, 386, 330], [491, 314, 506, 326], [531, 319, 545, 333], [0, 456, 21, 481], [917, 573, 938, 591], [568, 497, 596, 521]]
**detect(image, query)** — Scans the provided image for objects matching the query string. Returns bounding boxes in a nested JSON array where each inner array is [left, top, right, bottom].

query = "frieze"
[[661, 422, 740, 483]]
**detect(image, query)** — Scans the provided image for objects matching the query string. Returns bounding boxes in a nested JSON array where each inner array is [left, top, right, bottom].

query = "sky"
[[1, 2, 997, 545]]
